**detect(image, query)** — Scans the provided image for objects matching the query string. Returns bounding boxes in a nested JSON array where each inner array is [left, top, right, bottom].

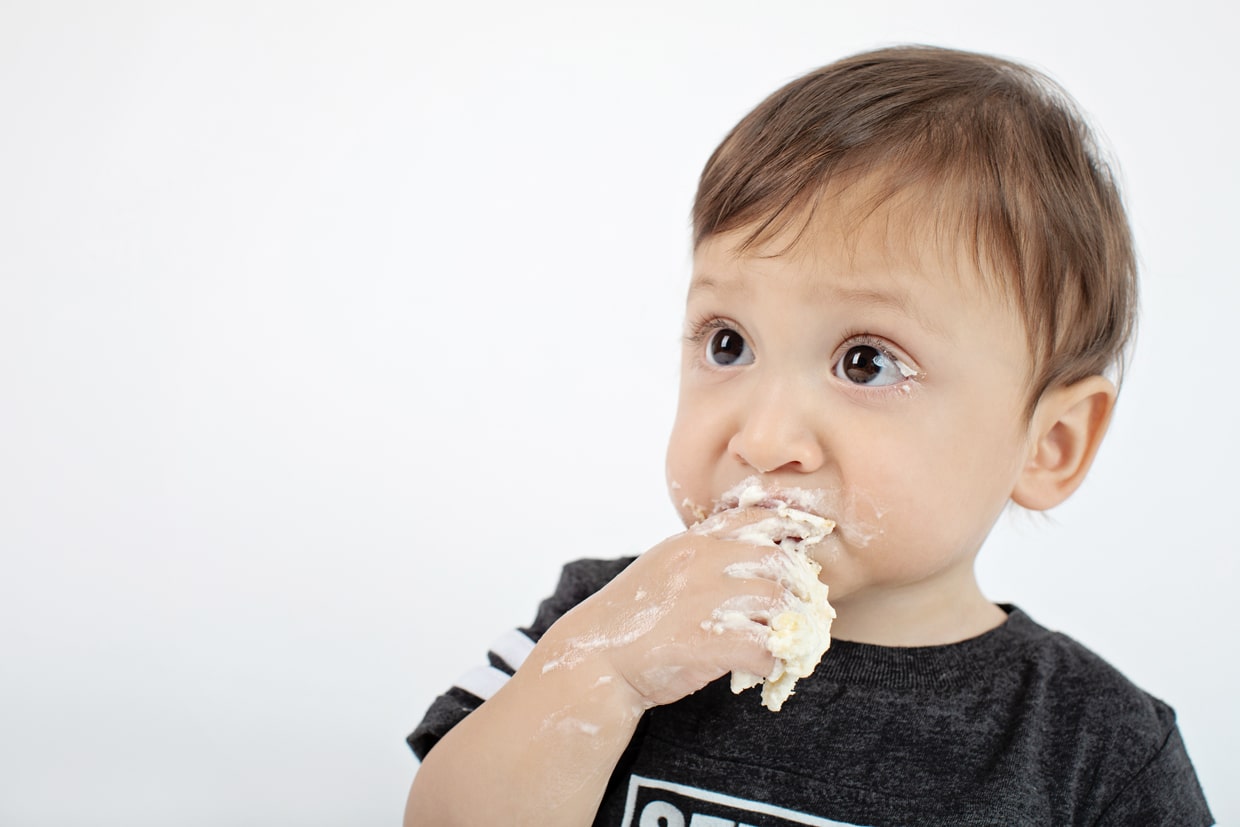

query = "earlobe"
[[1011, 375, 1117, 511]]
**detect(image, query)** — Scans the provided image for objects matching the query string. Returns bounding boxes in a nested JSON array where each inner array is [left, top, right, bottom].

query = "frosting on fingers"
[[703, 478, 837, 712]]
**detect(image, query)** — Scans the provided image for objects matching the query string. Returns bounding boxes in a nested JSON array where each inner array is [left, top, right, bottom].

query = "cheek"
[[665, 385, 742, 523], [664, 407, 711, 525], [823, 433, 984, 552], [852, 434, 1020, 558], [822, 484, 891, 551]]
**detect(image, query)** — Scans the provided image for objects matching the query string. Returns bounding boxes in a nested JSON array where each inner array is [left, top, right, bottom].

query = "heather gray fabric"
[[409, 557, 1213, 826]]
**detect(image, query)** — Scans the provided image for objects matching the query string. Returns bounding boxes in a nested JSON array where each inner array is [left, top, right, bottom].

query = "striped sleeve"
[[451, 628, 537, 702], [407, 557, 635, 761]]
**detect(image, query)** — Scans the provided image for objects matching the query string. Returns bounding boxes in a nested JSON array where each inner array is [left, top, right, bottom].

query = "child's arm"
[[403, 508, 793, 825]]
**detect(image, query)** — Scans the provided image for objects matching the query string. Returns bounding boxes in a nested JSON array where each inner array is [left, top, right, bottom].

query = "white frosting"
[[705, 478, 837, 712]]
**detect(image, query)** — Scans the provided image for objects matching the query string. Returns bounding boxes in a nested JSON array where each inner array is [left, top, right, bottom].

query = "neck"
[[829, 577, 1007, 647]]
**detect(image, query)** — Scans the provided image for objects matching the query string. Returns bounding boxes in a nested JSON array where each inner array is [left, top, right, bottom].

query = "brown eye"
[[706, 328, 753, 366], [835, 343, 906, 386]]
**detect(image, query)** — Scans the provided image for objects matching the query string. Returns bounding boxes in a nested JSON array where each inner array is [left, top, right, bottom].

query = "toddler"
[[404, 45, 1212, 825]]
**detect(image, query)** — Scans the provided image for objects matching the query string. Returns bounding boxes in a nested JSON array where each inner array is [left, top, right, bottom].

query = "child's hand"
[[535, 507, 808, 709]]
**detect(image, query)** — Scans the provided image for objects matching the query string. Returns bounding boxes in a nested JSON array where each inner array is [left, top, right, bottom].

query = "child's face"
[[666, 185, 1037, 619]]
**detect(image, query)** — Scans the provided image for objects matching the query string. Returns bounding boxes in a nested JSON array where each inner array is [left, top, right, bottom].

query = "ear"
[[1011, 375, 1117, 511]]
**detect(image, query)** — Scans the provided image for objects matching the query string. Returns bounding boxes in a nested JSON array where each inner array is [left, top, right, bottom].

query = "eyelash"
[[683, 314, 737, 348], [684, 315, 922, 390], [835, 330, 920, 379]]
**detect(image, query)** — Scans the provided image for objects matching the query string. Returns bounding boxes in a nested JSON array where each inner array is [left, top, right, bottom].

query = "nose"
[[727, 378, 826, 475]]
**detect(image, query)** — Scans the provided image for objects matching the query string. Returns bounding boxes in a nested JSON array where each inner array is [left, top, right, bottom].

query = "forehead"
[[689, 258, 956, 345], [688, 183, 1038, 393], [690, 174, 1016, 319]]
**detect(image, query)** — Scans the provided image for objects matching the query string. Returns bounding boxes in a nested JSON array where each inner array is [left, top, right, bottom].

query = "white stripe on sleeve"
[[453, 665, 511, 701], [489, 628, 536, 672]]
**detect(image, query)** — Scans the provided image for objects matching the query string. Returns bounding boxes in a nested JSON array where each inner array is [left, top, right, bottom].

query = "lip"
[[711, 476, 833, 521]]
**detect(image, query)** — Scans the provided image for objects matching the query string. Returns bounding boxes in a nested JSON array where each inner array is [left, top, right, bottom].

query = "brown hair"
[[692, 45, 1136, 415]]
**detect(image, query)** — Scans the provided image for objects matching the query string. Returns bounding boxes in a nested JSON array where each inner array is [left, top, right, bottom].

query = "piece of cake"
[[700, 478, 836, 712]]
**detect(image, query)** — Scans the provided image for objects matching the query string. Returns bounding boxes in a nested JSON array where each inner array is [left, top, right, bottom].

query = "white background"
[[2, 2, 1236, 824]]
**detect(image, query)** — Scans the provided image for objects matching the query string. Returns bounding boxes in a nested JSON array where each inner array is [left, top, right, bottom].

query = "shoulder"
[[1003, 609, 1212, 822], [1006, 609, 1171, 730]]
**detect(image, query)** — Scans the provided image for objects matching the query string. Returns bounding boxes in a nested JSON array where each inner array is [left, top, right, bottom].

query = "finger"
[[704, 594, 778, 631], [702, 619, 778, 680]]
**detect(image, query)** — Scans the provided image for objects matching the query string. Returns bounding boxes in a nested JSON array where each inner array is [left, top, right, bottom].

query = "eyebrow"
[[689, 275, 952, 341], [686, 275, 728, 295], [832, 285, 945, 335]]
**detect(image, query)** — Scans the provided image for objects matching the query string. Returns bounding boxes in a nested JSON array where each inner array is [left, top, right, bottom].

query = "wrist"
[[521, 629, 649, 731]]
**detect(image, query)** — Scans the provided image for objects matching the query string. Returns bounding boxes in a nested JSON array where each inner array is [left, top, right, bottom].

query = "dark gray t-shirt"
[[409, 558, 1213, 826]]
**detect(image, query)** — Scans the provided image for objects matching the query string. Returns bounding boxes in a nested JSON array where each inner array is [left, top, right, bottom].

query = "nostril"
[[728, 418, 825, 476]]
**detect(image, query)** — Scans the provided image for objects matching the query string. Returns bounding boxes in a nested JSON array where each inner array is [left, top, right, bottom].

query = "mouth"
[[711, 476, 832, 521], [699, 476, 838, 549]]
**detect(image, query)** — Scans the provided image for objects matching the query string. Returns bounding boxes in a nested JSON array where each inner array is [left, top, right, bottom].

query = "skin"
[[404, 178, 1117, 824], [668, 191, 1036, 646], [404, 508, 790, 825]]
